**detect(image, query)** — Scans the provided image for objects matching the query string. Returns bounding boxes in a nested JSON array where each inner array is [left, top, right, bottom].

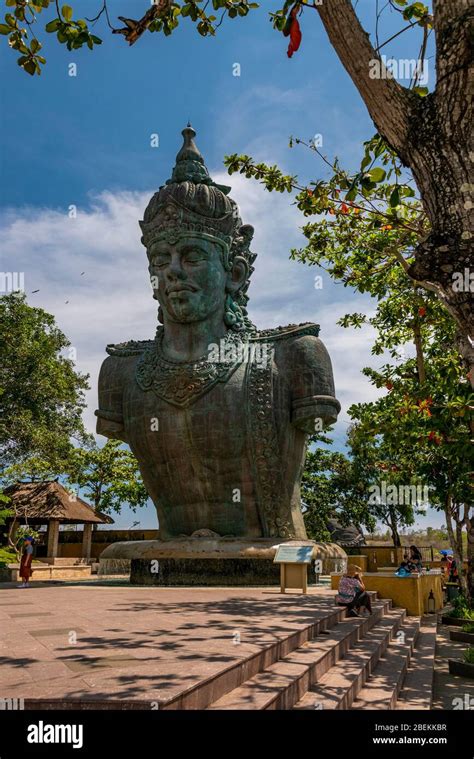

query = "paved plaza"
[[0, 583, 338, 708]]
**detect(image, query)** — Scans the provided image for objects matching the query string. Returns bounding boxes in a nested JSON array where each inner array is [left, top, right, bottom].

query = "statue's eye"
[[153, 256, 169, 268], [184, 251, 205, 264]]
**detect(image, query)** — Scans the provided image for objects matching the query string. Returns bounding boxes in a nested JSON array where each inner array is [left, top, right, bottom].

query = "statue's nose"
[[167, 255, 186, 278]]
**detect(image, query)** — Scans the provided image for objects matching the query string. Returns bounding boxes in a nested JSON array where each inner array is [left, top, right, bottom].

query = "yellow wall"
[[57, 530, 160, 560], [346, 555, 368, 572], [358, 546, 404, 571], [331, 571, 443, 616]]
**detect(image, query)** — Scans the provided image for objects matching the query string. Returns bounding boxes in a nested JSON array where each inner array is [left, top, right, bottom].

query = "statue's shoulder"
[[253, 322, 332, 372], [105, 339, 155, 357], [252, 322, 320, 343]]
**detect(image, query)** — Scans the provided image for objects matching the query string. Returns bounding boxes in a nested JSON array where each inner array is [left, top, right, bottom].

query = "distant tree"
[[65, 439, 149, 517], [346, 424, 426, 548], [1, 455, 62, 484], [0, 293, 89, 468], [301, 435, 376, 542]]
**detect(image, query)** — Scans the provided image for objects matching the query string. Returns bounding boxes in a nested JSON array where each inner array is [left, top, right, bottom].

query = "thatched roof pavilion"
[[3, 481, 114, 560]]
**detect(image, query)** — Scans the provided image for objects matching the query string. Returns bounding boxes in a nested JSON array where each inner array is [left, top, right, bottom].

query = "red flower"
[[385, 381, 393, 391], [418, 398, 433, 416], [418, 307, 426, 317], [287, 9, 302, 58]]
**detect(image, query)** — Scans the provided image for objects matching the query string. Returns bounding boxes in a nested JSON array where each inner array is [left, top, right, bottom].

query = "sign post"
[[273, 545, 314, 594]]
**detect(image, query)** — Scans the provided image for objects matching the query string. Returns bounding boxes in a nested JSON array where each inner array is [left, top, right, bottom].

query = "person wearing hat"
[[335, 564, 372, 617], [19, 536, 34, 588]]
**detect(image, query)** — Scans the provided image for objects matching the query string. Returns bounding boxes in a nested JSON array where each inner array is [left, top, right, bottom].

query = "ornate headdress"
[[140, 125, 256, 332]]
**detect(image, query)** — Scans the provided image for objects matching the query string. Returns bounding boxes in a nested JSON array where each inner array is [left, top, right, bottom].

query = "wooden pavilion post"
[[82, 523, 93, 560]]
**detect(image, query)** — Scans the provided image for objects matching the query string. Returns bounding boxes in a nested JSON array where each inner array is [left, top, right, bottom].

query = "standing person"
[[19, 536, 34, 588], [336, 564, 372, 617], [448, 557, 459, 584]]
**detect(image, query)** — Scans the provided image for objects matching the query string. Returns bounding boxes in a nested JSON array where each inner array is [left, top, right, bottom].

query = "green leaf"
[[23, 59, 37, 75], [0, 24, 11, 34], [413, 86, 429, 97], [45, 18, 60, 31], [389, 187, 401, 207], [368, 167, 386, 183], [61, 4, 73, 21], [345, 187, 357, 202]]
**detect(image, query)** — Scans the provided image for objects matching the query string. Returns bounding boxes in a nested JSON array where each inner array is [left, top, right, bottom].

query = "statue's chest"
[[123, 362, 249, 462]]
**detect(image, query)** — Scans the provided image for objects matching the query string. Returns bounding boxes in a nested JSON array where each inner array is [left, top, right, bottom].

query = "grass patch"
[[0, 546, 17, 566]]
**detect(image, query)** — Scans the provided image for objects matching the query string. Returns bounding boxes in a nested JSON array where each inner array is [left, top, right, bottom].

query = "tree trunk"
[[7, 517, 20, 560], [388, 509, 402, 547], [456, 520, 464, 563], [316, 0, 474, 386]]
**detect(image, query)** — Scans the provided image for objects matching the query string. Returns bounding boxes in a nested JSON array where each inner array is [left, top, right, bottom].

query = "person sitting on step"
[[335, 564, 372, 617]]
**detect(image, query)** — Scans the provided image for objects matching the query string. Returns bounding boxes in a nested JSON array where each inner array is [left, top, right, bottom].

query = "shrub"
[[463, 647, 474, 664]]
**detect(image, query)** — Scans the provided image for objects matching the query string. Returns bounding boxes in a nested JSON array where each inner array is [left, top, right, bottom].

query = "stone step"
[[351, 619, 420, 709], [396, 615, 437, 710], [292, 608, 406, 710], [162, 598, 351, 709], [207, 599, 392, 710]]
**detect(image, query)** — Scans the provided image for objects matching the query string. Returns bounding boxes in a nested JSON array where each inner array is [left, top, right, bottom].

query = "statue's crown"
[[139, 125, 257, 332], [140, 125, 253, 265]]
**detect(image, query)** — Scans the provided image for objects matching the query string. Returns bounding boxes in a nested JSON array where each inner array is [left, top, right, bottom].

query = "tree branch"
[[112, 0, 172, 45], [315, 0, 411, 157]]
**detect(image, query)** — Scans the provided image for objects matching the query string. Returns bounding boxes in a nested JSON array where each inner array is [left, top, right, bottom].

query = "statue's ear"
[[226, 256, 248, 294]]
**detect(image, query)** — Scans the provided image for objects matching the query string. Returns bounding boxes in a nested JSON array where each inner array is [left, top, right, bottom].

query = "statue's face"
[[149, 235, 228, 324]]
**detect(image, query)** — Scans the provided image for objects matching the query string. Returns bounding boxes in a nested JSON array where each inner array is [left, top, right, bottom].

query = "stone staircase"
[[185, 594, 433, 711], [22, 589, 436, 711]]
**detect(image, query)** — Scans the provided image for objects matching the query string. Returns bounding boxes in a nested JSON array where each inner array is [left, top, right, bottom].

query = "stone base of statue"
[[99, 538, 347, 586]]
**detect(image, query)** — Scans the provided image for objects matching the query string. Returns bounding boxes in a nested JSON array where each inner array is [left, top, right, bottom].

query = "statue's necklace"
[[135, 327, 245, 407]]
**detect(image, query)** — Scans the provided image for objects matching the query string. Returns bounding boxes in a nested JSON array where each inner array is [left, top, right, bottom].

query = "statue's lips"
[[166, 286, 197, 298]]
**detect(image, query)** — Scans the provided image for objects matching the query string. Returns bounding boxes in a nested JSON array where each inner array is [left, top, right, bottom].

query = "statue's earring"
[[224, 293, 245, 331], [158, 306, 164, 324]]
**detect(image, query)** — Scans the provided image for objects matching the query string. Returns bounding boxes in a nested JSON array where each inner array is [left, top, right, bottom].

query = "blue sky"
[[1, 0, 442, 530]]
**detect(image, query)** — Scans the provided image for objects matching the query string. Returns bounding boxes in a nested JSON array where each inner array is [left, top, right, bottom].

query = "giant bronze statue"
[[97, 126, 342, 583]]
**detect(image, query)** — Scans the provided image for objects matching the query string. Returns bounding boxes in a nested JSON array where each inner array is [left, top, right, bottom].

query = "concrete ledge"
[[1, 563, 92, 582], [101, 538, 347, 563], [100, 539, 348, 583]]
